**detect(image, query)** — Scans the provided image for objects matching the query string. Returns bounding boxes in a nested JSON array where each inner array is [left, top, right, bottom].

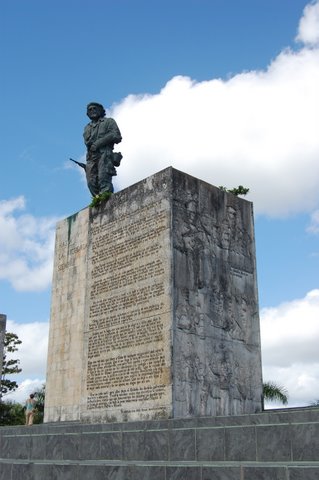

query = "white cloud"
[[261, 289, 319, 406], [2, 319, 48, 404], [109, 2, 319, 218], [5, 379, 45, 404], [4, 319, 48, 378], [296, 0, 319, 46], [307, 209, 319, 234], [0, 197, 59, 291]]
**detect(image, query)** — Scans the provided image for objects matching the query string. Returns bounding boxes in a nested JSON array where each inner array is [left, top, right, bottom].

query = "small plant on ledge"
[[219, 185, 250, 196], [90, 191, 112, 208]]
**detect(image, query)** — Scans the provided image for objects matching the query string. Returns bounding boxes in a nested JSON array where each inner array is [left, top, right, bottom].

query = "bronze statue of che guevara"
[[83, 102, 122, 197]]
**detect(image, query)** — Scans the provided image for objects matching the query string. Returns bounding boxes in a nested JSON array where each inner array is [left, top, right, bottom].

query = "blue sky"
[[1, 0, 319, 407]]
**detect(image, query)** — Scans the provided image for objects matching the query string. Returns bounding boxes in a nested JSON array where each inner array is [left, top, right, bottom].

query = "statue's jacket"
[[84, 117, 122, 174]]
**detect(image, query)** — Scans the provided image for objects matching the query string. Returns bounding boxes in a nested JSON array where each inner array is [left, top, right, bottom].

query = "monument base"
[[2, 408, 319, 480], [45, 167, 262, 423]]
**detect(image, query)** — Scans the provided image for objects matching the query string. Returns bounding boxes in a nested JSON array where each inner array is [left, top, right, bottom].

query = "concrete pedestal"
[[44, 167, 262, 423]]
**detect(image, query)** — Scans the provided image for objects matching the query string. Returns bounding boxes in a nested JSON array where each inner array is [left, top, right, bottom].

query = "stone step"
[[1, 459, 319, 480], [2, 424, 319, 463], [2, 405, 319, 436], [1, 408, 319, 464], [1, 408, 319, 480]]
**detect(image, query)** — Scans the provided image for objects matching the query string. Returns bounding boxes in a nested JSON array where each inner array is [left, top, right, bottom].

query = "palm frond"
[[263, 381, 288, 405]]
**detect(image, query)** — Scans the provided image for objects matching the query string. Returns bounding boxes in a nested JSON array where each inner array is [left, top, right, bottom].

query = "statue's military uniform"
[[83, 116, 122, 196]]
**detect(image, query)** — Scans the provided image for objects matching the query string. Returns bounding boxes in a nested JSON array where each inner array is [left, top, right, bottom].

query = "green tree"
[[1, 332, 22, 399], [33, 384, 45, 423], [0, 400, 25, 426], [263, 381, 288, 406]]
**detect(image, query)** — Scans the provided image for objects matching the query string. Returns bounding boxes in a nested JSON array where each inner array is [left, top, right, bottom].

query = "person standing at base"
[[83, 102, 122, 197], [25, 393, 36, 426]]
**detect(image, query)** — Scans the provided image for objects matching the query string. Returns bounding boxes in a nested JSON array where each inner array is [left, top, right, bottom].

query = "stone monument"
[[0, 314, 7, 385], [44, 167, 263, 423]]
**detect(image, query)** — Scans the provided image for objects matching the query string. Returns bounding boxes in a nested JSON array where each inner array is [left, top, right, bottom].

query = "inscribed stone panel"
[[85, 199, 172, 421]]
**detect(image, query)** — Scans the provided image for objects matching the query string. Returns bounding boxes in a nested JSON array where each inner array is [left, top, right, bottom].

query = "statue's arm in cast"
[[93, 119, 122, 150]]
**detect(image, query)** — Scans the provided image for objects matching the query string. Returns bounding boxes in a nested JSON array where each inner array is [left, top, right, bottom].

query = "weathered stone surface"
[[45, 210, 89, 422], [256, 424, 292, 461], [171, 169, 262, 417], [0, 313, 6, 379], [45, 167, 262, 423]]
